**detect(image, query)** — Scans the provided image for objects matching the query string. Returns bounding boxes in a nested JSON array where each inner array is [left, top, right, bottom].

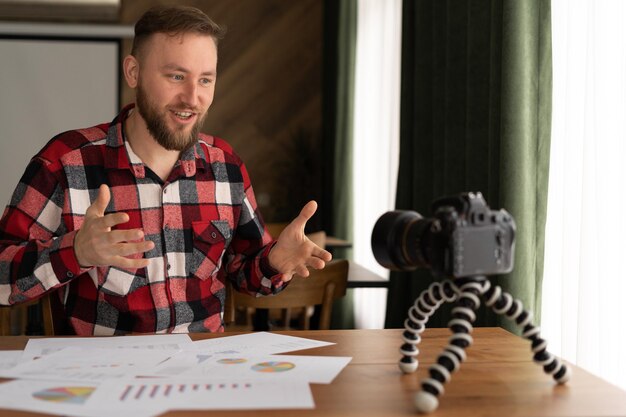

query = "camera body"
[[371, 192, 515, 278]]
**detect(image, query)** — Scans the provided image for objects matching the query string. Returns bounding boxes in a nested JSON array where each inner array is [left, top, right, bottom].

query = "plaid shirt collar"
[[104, 103, 209, 179]]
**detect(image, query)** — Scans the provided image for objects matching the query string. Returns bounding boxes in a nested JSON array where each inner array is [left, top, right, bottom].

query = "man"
[[0, 5, 331, 335]]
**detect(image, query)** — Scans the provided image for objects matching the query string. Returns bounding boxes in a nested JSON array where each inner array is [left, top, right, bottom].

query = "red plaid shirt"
[[0, 104, 285, 335]]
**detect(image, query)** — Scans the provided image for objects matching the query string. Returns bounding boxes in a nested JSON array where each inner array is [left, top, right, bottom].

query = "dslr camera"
[[371, 192, 515, 278]]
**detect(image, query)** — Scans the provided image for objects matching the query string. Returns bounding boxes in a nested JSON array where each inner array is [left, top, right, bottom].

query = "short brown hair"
[[131, 5, 226, 58]]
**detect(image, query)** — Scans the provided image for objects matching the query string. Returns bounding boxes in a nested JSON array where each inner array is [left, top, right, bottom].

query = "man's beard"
[[136, 83, 207, 152]]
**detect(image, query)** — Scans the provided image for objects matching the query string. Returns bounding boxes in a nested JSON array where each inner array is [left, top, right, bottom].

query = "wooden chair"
[[266, 224, 327, 247], [229, 225, 329, 330], [225, 259, 349, 330], [0, 294, 56, 336], [265, 222, 289, 239]]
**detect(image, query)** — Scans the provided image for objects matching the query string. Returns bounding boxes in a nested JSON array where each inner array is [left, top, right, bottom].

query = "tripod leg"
[[483, 282, 571, 384], [414, 279, 484, 413], [399, 280, 458, 374]]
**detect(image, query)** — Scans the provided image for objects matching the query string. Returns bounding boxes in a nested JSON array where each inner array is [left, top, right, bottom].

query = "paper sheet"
[[1, 347, 178, 382], [20, 333, 193, 362], [189, 331, 334, 354], [88, 376, 315, 411], [143, 352, 352, 384], [0, 379, 162, 417], [0, 350, 23, 371], [0, 332, 340, 414]]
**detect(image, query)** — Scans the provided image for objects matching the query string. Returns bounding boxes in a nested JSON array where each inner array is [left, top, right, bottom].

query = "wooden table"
[[324, 236, 353, 249], [347, 261, 389, 288], [0, 328, 625, 417]]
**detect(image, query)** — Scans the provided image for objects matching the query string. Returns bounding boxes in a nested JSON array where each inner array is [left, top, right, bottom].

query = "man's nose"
[[179, 81, 199, 108]]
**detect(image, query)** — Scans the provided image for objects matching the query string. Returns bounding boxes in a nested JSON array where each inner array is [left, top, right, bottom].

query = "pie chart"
[[217, 358, 248, 364], [251, 361, 295, 373], [32, 386, 95, 404]]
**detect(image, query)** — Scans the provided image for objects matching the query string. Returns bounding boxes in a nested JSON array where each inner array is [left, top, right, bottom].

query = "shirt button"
[[211, 232, 217, 239], [67, 271, 74, 278], [163, 189, 168, 194], [167, 263, 171, 270]]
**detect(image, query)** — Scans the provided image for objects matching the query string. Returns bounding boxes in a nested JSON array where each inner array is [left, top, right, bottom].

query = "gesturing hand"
[[74, 184, 154, 269], [268, 201, 332, 282]]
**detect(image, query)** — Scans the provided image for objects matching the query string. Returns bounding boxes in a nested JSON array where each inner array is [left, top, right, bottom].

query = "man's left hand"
[[268, 201, 333, 282]]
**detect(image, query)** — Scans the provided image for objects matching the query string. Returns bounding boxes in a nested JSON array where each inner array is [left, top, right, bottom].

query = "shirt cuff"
[[50, 230, 93, 283], [259, 241, 283, 286]]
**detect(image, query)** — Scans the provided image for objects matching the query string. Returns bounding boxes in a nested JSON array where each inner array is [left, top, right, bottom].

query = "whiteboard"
[[0, 38, 118, 208]]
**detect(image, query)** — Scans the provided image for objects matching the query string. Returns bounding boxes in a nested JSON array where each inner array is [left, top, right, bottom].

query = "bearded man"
[[0, 5, 331, 335]]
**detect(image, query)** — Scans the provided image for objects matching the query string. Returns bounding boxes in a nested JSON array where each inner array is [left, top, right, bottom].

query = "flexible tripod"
[[399, 275, 571, 413]]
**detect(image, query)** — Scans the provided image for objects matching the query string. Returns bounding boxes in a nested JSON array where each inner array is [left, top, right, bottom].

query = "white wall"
[[0, 38, 118, 208]]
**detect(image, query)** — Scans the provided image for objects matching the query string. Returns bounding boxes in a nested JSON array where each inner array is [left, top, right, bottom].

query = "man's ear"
[[123, 55, 139, 89]]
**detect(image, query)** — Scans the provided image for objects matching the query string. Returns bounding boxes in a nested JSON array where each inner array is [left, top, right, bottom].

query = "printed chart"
[[145, 352, 350, 384], [217, 358, 247, 364], [32, 386, 95, 405], [87, 377, 315, 411], [119, 382, 253, 402], [0, 333, 348, 416], [0, 380, 158, 417], [1, 347, 177, 382], [251, 361, 296, 373]]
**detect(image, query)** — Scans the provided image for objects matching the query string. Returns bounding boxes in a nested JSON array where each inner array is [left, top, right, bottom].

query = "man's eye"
[[171, 74, 184, 81], [200, 78, 213, 85]]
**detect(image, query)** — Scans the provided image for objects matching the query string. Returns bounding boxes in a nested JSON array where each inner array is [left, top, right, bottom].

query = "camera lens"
[[371, 194, 516, 277], [371, 211, 433, 271]]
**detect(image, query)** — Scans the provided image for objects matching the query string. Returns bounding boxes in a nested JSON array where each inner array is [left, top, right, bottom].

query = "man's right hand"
[[74, 184, 154, 269]]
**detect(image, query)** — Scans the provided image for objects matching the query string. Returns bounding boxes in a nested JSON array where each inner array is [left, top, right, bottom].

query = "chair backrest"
[[265, 225, 327, 249], [0, 293, 56, 336], [0, 306, 10, 336], [305, 230, 327, 248], [265, 222, 289, 239], [227, 259, 349, 330]]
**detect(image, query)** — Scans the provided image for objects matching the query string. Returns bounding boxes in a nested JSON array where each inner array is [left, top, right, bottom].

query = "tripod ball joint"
[[414, 387, 439, 413], [531, 342, 571, 384], [398, 278, 452, 375], [399, 356, 418, 373]]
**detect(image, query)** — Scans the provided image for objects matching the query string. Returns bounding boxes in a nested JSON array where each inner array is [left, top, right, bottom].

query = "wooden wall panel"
[[120, 0, 324, 227]]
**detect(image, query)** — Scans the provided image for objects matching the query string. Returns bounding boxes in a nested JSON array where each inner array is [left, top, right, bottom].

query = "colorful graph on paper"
[[251, 361, 296, 373], [32, 386, 96, 405], [217, 358, 247, 364], [1, 346, 181, 383], [141, 353, 350, 384], [82, 377, 315, 411], [118, 382, 253, 402]]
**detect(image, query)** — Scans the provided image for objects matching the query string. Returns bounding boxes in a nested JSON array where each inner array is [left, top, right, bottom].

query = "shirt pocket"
[[190, 220, 232, 280], [92, 267, 149, 298]]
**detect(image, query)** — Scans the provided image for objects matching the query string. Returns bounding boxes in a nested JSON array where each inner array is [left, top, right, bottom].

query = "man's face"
[[134, 32, 217, 151]]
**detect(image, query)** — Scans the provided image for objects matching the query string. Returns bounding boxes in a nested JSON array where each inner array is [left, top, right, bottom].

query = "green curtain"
[[322, 0, 357, 329], [385, 0, 552, 333]]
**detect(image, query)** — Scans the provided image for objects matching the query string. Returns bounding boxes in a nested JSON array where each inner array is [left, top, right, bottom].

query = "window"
[[543, 0, 626, 390], [351, 0, 402, 328]]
